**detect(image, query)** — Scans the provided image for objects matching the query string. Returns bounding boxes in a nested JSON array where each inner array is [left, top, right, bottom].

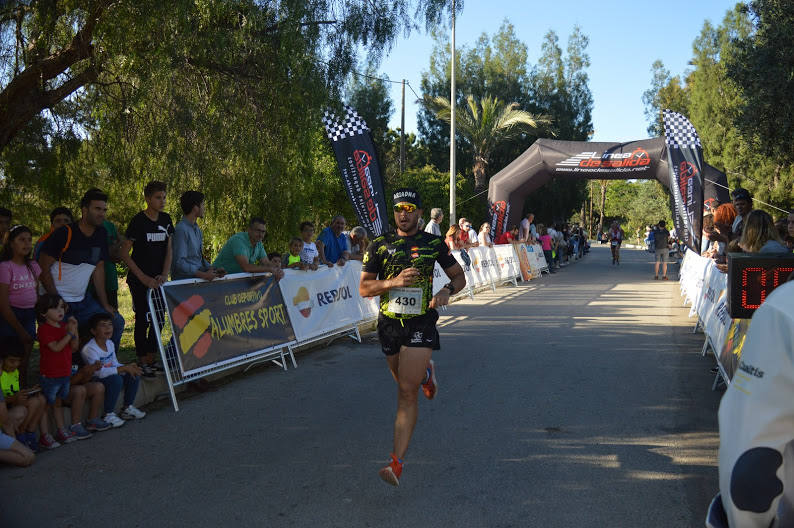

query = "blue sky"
[[377, 0, 740, 143]]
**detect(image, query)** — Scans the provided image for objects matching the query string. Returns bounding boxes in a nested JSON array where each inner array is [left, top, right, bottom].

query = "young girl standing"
[[0, 225, 41, 385], [36, 293, 79, 446]]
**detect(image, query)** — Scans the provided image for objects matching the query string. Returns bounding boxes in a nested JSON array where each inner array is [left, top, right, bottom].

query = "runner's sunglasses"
[[393, 202, 417, 213]]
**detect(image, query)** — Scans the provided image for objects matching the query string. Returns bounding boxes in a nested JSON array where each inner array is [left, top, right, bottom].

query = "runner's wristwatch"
[[443, 283, 455, 294]]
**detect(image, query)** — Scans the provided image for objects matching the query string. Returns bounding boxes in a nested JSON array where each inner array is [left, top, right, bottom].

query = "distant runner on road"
[[609, 221, 624, 265], [359, 188, 466, 487]]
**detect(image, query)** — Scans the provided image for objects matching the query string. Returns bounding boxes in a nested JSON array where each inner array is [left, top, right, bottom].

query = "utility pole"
[[400, 79, 406, 174], [449, 0, 456, 227]]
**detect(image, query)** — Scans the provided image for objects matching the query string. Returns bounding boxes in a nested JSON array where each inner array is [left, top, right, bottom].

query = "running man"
[[359, 188, 466, 487], [608, 221, 624, 265]]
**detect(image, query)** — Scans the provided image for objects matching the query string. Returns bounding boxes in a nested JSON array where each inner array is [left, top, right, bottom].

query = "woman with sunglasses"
[[359, 188, 466, 487], [0, 225, 41, 386]]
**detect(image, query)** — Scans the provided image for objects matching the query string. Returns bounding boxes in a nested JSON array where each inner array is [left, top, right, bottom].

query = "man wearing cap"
[[359, 187, 466, 487], [731, 188, 753, 239]]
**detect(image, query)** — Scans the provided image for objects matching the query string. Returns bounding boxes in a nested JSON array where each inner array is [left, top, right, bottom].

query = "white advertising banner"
[[693, 260, 717, 318], [279, 262, 367, 341], [703, 288, 732, 352], [525, 243, 548, 273], [492, 244, 521, 282], [680, 250, 710, 313], [450, 249, 478, 291], [679, 250, 734, 353], [468, 246, 499, 287]]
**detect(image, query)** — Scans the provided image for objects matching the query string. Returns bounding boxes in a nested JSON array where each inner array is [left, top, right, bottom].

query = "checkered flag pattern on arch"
[[663, 109, 702, 150], [322, 106, 370, 142]]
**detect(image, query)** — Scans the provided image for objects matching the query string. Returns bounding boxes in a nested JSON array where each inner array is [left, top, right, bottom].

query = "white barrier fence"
[[679, 250, 747, 389], [152, 242, 553, 410]]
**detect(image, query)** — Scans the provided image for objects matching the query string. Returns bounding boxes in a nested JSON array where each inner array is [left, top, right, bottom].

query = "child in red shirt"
[[35, 294, 79, 447]]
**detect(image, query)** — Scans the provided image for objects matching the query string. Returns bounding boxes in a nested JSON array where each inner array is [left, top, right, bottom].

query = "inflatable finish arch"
[[487, 137, 729, 235]]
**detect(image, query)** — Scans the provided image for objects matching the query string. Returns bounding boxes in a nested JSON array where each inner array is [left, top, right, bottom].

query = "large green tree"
[[642, 4, 793, 215], [0, 0, 459, 250], [727, 0, 794, 166], [522, 28, 593, 224], [426, 94, 552, 191], [417, 22, 593, 224], [417, 21, 534, 175]]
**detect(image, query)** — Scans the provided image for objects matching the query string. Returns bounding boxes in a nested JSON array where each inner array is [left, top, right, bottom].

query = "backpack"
[[38, 225, 73, 280]]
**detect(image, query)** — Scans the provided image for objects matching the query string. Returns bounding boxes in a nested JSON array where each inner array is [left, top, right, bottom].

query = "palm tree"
[[427, 94, 554, 192]]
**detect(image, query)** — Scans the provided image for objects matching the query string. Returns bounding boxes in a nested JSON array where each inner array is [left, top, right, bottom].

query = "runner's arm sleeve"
[[436, 239, 459, 270], [718, 290, 794, 528]]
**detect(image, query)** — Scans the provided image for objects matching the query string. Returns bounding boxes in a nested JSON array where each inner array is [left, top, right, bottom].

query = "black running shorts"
[[376, 309, 440, 356]]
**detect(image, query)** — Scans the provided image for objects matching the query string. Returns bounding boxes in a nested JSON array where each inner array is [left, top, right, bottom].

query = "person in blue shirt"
[[171, 191, 224, 281], [316, 215, 351, 267]]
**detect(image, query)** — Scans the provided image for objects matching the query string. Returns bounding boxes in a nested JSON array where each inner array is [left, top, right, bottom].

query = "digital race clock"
[[727, 252, 794, 319]]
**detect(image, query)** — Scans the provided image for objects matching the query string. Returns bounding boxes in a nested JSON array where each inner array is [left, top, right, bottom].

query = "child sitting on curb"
[[80, 312, 146, 427], [0, 390, 34, 466], [1, 338, 51, 451]]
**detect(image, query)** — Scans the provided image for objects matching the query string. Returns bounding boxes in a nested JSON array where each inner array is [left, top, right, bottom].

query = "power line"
[[705, 177, 790, 215], [344, 65, 422, 100]]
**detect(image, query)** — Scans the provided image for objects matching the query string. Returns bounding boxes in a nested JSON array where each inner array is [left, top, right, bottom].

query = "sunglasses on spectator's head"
[[393, 203, 417, 213]]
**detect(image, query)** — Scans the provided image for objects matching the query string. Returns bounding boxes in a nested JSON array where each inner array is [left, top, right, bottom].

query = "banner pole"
[[449, 0, 456, 227]]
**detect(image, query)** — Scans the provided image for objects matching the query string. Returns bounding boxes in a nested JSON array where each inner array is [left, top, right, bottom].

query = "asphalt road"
[[1, 245, 722, 527]]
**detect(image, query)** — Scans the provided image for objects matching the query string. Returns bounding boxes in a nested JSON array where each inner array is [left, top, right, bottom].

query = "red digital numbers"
[[741, 266, 794, 309]]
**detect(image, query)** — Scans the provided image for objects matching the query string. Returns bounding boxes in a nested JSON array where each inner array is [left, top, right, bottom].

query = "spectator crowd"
[[697, 188, 793, 270], [0, 184, 379, 467], [0, 187, 590, 468]]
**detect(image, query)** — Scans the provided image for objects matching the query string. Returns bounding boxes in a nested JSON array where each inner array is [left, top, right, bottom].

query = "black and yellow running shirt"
[[362, 231, 458, 319]]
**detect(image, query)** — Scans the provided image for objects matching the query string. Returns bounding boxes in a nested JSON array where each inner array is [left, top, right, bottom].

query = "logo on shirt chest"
[[146, 232, 167, 242]]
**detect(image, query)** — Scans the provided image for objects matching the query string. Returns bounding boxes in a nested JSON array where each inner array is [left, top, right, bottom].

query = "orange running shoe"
[[421, 360, 437, 400], [378, 453, 403, 486]]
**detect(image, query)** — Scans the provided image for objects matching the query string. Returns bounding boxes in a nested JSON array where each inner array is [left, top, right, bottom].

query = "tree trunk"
[[473, 157, 488, 192], [0, 1, 108, 151], [597, 180, 608, 237], [588, 182, 593, 238]]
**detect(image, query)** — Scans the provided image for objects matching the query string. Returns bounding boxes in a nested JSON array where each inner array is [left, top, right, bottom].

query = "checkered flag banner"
[[662, 109, 702, 150], [322, 105, 388, 238], [322, 106, 370, 142], [662, 109, 704, 254]]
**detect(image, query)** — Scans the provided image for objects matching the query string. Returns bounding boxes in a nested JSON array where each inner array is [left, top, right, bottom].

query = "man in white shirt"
[[519, 213, 537, 243], [715, 280, 794, 527], [424, 208, 443, 237]]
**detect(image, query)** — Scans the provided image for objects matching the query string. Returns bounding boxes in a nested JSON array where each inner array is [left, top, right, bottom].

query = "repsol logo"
[[316, 285, 353, 306]]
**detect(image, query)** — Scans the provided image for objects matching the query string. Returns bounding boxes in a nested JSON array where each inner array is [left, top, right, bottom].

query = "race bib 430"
[[387, 287, 422, 315]]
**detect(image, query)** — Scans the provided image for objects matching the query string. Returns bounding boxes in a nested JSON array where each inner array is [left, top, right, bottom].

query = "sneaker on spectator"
[[148, 361, 165, 372], [39, 433, 61, 450], [121, 405, 146, 420], [141, 364, 157, 378], [103, 412, 126, 428], [86, 417, 113, 432], [69, 422, 93, 440], [55, 427, 77, 444]]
